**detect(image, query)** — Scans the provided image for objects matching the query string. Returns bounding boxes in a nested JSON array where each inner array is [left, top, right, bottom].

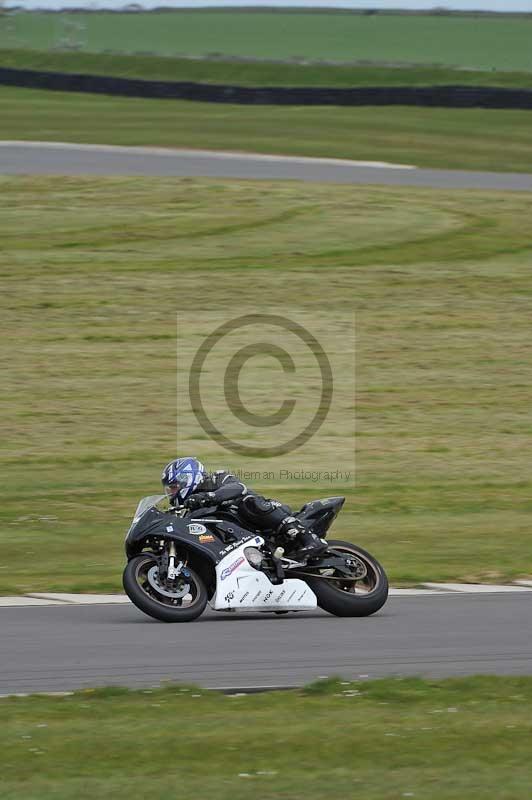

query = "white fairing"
[[210, 536, 317, 612]]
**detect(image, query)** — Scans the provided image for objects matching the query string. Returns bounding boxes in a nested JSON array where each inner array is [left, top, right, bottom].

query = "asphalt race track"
[[2, 594, 532, 694], [2, 141, 532, 191], [3, 140, 532, 694]]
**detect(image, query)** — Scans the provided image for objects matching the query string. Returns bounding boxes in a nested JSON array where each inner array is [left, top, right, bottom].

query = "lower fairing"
[[209, 537, 317, 612]]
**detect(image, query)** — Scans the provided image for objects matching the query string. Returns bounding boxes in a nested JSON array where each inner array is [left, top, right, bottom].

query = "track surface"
[[2, 594, 532, 694], [2, 142, 532, 191]]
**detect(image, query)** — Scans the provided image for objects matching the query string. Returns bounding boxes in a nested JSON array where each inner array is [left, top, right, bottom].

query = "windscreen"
[[131, 495, 167, 524]]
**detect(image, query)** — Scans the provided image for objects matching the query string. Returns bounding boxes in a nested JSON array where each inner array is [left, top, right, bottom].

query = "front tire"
[[304, 540, 388, 617], [123, 553, 208, 622]]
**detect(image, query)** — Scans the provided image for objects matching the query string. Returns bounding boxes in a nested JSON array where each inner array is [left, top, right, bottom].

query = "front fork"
[[167, 541, 183, 581]]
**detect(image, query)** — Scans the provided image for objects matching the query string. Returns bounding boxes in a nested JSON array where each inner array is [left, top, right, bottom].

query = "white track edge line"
[[1, 584, 532, 607], [0, 141, 417, 170]]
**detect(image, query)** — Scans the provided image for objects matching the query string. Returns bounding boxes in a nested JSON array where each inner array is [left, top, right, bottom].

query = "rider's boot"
[[290, 530, 328, 561], [277, 516, 328, 561]]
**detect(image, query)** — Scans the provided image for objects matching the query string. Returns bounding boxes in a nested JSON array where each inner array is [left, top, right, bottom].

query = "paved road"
[[2, 594, 531, 694], [2, 141, 532, 191]]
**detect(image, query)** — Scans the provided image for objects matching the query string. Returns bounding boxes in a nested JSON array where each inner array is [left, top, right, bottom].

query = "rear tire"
[[304, 540, 388, 617], [123, 553, 208, 622]]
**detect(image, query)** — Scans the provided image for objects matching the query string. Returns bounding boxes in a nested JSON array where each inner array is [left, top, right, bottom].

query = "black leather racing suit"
[[185, 471, 325, 557]]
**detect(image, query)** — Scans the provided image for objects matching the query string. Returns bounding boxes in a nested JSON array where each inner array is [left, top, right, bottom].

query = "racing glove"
[[184, 492, 216, 510]]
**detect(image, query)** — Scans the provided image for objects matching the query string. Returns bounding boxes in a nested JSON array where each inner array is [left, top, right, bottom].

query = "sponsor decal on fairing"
[[188, 523, 208, 536], [220, 556, 245, 580]]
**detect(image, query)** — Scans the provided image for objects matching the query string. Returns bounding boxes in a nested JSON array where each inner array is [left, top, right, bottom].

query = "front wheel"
[[304, 540, 388, 617], [123, 553, 208, 622]]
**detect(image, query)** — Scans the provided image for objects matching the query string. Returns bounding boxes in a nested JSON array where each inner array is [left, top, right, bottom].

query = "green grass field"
[[3, 48, 532, 90], [2, 676, 532, 800], [2, 175, 532, 593], [2, 11, 532, 71], [2, 86, 532, 174]]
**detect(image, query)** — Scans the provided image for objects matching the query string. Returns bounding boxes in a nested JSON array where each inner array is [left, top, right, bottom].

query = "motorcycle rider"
[[161, 457, 327, 561]]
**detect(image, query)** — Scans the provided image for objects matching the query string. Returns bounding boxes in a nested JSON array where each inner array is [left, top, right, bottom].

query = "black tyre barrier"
[[1, 66, 532, 109]]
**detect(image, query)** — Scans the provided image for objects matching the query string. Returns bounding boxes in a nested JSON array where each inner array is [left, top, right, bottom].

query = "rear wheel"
[[304, 540, 388, 617], [123, 553, 207, 622]]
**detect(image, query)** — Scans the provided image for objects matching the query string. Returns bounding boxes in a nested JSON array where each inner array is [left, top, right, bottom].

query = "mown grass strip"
[[2, 676, 532, 800], [2, 176, 532, 592]]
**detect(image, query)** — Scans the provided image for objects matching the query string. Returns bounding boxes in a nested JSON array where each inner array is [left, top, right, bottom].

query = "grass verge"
[[2, 676, 532, 799], [1, 176, 532, 592], [2, 86, 532, 173], [3, 48, 532, 90]]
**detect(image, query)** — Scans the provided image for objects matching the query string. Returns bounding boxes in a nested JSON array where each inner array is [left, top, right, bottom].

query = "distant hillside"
[[2, 10, 532, 72]]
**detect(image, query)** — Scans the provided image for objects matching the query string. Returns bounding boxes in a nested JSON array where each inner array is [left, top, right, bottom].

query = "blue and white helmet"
[[161, 457, 206, 504]]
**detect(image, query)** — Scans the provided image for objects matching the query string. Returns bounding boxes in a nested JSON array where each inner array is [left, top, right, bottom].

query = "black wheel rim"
[[134, 556, 202, 609], [319, 545, 382, 595]]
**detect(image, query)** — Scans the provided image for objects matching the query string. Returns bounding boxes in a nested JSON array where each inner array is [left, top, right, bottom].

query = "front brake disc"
[[147, 566, 191, 599]]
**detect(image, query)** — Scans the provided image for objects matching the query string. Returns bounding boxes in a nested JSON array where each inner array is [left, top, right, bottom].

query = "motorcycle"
[[123, 495, 388, 622]]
